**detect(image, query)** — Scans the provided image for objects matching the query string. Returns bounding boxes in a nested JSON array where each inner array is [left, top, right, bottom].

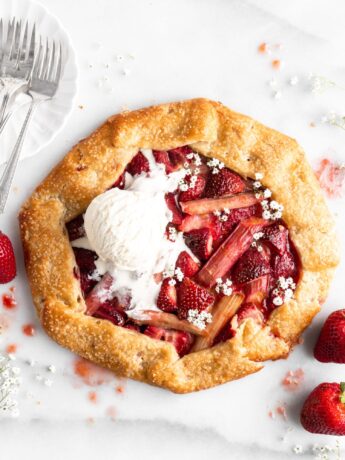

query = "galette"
[[19, 98, 339, 393]]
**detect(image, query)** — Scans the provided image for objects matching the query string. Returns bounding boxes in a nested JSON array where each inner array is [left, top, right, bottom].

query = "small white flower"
[[263, 189, 272, 198], [255, 172, 264, 180], [253, 181, 262, 189], [262, 210, 271, 220], [186, 153, 194, 160], [213, 210, 221, 217], [44, 379, 53, 387], [212, 168, 219, 175], [292, 444, 303, 454], [257, 245, 263, 252], [273, 90, 282, 100], [289, 76, 299, 86], [273, 296, 283, 306], [168, 278, 177, 286], [270, 200, 279, 210]]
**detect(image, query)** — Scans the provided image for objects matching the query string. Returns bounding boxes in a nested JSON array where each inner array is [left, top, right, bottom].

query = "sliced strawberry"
[[262, 224, 288, 255], [179, 175, 206, 202], [175, 251, 199, 278], [85, 273, 115, 315], [184, 228, 213, 261], [126, 151, 150, 176], [177, 277, 215, 320], [197, 218, 271, 288], [216, 204, 262, 245], [66, 214, 85, 241], [0, 232, 16, 284], [165, 193, 183, 225], [232, 247, 271, 285], [272, 250, 296, 279], [157, 278, 177, 312], [234, 303, 265, 327], [144, 326, 193, 356], [204, 168, 246, 198], [93, 301, 127, 326], [168, 146, 193, 166], [243, 275, 269, 305], [153, 150, 176, 174], [180, 193, 260, 215], [112, 172, 125, 189]]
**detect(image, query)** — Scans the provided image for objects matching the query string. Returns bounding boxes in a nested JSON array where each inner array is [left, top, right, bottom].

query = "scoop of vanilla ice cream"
[[84, 186, 172, 272]]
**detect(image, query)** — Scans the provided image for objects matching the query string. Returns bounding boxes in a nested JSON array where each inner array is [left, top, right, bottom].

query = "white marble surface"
[[1, 0, 345, 458]]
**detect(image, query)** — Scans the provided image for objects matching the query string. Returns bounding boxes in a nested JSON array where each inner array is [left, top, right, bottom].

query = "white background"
[[1, 1, 345, 459]]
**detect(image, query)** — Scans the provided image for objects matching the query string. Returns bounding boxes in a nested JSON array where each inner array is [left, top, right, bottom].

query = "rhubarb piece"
[[262, 224, 288, 255], [133, 310, 206, 336], [192, 293, 244, 352], [179, 175, 206, 202], [66, 215, 85, 241], [165, 193, 183, 225], [85, 273, 115, 315], [126, 151, 150, 176], [197, 218, 271, 288], [157, 278, 177, 312], [243, 275, 269, 305], [175, 251, 199, 278], [180, 193, 260, 215], [204, 168, 246, 198], [178, 213, 216, 233], [184, 228, 213, 261], [153, 150, 176, 174], [177, 277, 215, 320], [232, 247, 271, 285], [144, 325, 194, 356]]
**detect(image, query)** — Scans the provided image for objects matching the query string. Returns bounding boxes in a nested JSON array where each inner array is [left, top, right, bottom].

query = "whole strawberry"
[[314, 309, 345, 363], [0, 232, 16, 283], [301, 382, 345, 435]]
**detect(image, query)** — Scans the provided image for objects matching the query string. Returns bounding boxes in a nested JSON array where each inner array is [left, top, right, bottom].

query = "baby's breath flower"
[[187, 309, 212, 330], [309, 74, 337, 94]]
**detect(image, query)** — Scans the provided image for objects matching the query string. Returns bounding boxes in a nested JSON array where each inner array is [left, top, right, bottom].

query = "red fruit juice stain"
[[73, 358, 114, 386], [115, 385, 125, 394], [315, 158, 345, 198], [258, 42, 268, 54], [276, 405, 287, 420], [6, 343, 17, 354], [88, 391, 98, 404], [22, 324, 36, 337], [2, 292, 17, 309]]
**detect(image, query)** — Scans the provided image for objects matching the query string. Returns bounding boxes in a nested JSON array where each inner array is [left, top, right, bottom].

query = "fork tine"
[[20, 21, 28, 61], [0, 20, 3, 57], [47, 41, 56, 81], [54, 43, 62, 84], [4, 18, 15, 56], [41, 38, 50, 80], [28, 23, 36, 59], [10, 20, 21, 60], [32, 37, 43, 78]]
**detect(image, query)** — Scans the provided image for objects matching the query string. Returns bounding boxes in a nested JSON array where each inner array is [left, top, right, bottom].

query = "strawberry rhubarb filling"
[[67, 147, 300, 357]]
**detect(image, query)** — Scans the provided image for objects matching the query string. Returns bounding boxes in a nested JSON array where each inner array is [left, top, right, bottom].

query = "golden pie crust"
[[19, 98, 339, 393]]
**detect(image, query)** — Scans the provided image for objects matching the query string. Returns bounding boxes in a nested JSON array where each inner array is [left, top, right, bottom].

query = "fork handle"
[[0, 98, 36, 213]]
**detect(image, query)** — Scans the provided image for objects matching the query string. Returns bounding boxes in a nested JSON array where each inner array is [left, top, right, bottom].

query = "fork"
[[0, 39, 62, 213], [0, 19, 36, 133]]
